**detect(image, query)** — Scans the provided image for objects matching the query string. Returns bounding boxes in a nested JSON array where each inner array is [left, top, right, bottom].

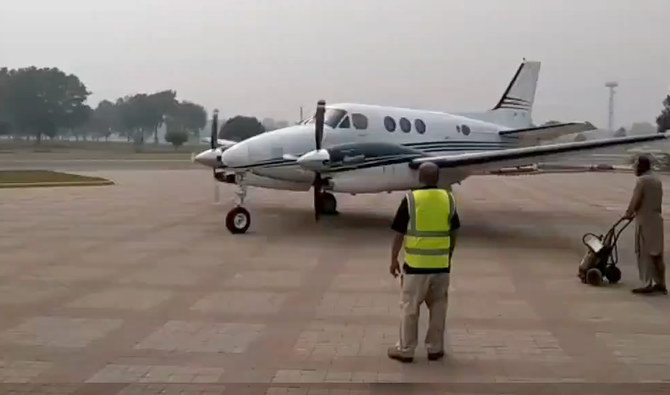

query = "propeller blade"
[[211, 109, 219, 178], [210, 109, 219, 150], [313, 174, 322, 221], [312, 100, 326, 222], [315, 100, 325, 150]]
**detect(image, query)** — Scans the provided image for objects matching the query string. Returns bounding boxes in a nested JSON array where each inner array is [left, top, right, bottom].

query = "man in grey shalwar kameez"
[[624, 154, 667, 295]]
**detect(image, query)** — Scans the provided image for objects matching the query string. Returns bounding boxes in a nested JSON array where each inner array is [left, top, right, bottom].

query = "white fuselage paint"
[[220, 103, 524, 194]]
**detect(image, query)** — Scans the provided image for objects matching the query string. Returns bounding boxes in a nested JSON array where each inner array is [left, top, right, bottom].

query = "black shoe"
[[653, 284, 668, 295], [427, 351, 445, 361], [632, 285, 655, 294], [387, 346, 413, 363]]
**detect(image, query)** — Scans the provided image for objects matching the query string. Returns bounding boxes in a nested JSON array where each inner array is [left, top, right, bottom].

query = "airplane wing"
[[498, 122, 597, 141], [410, 133, 668, 171]]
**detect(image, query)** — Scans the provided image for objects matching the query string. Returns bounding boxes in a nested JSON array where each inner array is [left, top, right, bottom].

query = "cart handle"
[[611, 216, 633, 242]]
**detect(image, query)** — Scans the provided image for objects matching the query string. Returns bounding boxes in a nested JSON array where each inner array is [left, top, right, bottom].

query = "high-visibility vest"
[[404, 188, 455, 269]]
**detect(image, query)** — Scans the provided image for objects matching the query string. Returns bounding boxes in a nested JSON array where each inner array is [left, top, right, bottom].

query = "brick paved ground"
[[1, 169, 670, 394]]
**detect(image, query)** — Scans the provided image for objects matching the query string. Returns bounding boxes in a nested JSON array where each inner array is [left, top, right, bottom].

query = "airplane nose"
[[221, 143, 249, 168], [194, 149, 220, 167]]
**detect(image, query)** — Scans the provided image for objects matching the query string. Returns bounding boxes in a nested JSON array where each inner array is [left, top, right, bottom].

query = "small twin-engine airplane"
[[194, 60, 668, 234]]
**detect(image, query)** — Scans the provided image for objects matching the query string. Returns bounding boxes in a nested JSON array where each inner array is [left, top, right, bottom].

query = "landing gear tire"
[[226, 206, 250, 234], [320, 192, 338, 215]]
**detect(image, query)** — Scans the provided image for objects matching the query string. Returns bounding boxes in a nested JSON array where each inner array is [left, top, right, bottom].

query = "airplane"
[[194, 60, 668, 234]]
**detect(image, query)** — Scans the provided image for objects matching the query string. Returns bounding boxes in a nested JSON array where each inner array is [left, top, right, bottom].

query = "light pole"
[[605, 81, 619, 131]]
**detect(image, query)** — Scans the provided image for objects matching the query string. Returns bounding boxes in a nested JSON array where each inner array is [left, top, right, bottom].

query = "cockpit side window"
[[325, 108, 346, 128], [338, 116, 351, 129], [304, 108, 347, 128], [351, 113, 368, 130]]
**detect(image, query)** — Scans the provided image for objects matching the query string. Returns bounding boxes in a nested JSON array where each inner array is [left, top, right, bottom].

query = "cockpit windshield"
[[303, 108, 347, 128]]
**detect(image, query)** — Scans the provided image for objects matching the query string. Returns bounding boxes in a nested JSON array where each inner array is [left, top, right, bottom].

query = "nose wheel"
[[226, 206, 251, 234]]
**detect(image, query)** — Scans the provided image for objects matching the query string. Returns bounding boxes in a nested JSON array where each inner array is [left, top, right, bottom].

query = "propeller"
[[313, 99, 326, 221], [211, 109, 219, 178]]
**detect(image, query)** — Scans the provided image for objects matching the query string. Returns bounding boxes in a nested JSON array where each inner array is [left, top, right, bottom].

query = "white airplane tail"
[[460, 60, 541, 129]]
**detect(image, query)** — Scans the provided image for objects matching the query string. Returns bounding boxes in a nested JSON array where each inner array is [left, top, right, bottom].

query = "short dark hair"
[[636, 154, 652, 172]]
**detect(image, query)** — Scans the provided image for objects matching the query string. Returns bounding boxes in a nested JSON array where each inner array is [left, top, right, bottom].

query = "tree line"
[[0, 66, 213, 149], [0, 66, 295, 150]]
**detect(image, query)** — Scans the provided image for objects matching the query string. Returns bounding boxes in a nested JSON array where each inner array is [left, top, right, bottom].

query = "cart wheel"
[[605, 266, 622, 284], [586, 268, 603, 286]]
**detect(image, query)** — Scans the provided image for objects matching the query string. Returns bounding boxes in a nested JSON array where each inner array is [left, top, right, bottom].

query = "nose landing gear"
[[225, 175, 251, 234]]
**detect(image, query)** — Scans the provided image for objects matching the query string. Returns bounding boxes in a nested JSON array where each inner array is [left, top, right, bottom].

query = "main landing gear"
[[319, 192, 338, 215]]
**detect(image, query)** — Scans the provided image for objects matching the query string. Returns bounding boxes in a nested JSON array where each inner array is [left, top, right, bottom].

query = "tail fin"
[[459, 60, 541, 129]]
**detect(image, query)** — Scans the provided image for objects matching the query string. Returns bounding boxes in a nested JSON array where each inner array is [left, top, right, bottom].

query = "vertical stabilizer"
[[488, 60, 540, 128], [458, 60, 541, 129]]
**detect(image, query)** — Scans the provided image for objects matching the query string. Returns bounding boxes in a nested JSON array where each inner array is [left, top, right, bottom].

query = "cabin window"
[[399, 117, 411, 133], [415, 119, 426, 134], [338, 116, 351, 129], [351, 113, 368, 130], [461, 124, 471, 136], [384, 116, 396, 132]]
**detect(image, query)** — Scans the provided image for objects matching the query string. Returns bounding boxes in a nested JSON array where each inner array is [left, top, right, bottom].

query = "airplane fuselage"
[[220, 103, 522, 193]]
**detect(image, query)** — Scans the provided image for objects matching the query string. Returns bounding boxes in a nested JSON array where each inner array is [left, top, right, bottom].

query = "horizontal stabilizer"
[[499, 122, 597, 140], [410, 133, 668, 171]]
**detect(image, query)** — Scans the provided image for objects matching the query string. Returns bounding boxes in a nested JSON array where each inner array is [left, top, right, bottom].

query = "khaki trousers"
[[396, 272, 450, 356]]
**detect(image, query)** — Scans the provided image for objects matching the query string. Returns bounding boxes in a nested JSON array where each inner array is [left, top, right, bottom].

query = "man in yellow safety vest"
[[387, 161, 460, 363]]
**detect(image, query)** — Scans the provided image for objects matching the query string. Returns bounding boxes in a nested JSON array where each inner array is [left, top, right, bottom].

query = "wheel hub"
[[234, 213, 247, 228]]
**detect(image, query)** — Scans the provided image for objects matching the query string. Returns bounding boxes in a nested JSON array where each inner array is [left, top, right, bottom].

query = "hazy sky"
[[1, 0, 668, 128]]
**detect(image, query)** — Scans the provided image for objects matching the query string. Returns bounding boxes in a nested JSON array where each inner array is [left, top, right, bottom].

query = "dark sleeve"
[[391, 197, 409, 234], [451, 210, 461, 230]]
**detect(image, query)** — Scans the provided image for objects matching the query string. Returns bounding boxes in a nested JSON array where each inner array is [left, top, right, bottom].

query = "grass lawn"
[[0, 170, 113, 188]]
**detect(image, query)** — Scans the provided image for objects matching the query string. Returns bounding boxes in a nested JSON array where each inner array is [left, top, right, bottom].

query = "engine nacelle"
[[243, 173, 311, 191]]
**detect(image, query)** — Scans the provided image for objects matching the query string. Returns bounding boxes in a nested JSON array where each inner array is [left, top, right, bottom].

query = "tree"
[[171, 101, 207, 138], [0, 122, 10, 136], [116, 93, 157, 148], [0, 68, 9, 136], [147, 90, 177, 144], [261, 117, 276, 131], [0, 67, 91, 143], [219, 116, 265, 141], [165, 128, 189, 149], [112, 90, 177, 149], [657, 95, 670, 133], [85, 100, 119, 141]]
